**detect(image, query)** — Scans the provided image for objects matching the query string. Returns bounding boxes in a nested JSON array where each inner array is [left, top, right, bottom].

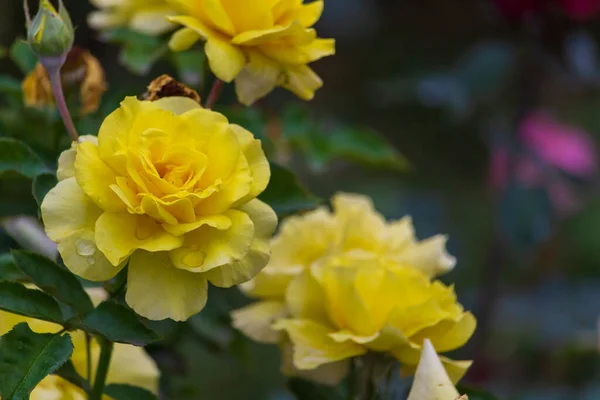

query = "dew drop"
[[87, 257, 96, 265], [76, 239, 96, 257]]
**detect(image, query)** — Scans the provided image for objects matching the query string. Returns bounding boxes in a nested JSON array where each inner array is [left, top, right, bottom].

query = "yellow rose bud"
[[232, 193, 474, 385], [0, 288, 160, 398], [27, 0, 74, 58], [88, 0, 176, 36], [167, 0, 335, 105], [41, 95, 276, 321]]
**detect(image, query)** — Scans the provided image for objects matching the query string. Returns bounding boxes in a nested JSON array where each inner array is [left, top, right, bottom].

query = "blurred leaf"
[[0, 282, 64, 324], [9, 40, 37, 75], [0, 75, 23, 96], [259, 163, 320, 217], [220, 106, 271, 145], [104, 384, 158, 400], [0, 138, 49, 179], [81, 301, 160, 346], [329, 127, 409, 171], [170, 49, 205, 86], [103, 28, 167, 75], [0, 324, 73, 400], [0, 253, 28, 282], [12, 251, 93, 315], [32, 173, 57, 207], [287, 378, 345, 400]]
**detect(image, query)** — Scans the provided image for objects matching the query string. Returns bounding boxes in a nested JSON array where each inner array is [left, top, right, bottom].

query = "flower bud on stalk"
[[25, 0, 79, 142]]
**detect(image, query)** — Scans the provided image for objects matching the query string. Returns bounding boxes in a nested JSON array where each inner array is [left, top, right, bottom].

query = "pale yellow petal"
[[129, 8, 175, 35], [204, 38, 247, 83], [411, 312, 477, 353], [231, 301, 286, 344], [204, 237, 270, 287], [283, 64, 322, 101], [126, 251, 208, 321], [280, 341, 349, 386], [398, 235, 456, 278], [106, 343, 160, 393], [234, 52, 281, 105], [154, 96, 202, 115], [168, 27, 202, 51], [406, 339, 460, 400], [273, 319, 367, 369], [95, 212, 183, 266]]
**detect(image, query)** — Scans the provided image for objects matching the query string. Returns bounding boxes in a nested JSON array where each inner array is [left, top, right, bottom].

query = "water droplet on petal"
[[87, 257, 96, 265], [76, 239, 96, 257]]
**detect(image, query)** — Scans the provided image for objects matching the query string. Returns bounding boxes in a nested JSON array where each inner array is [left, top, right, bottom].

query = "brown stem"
[[205, 79, 224, 109], [48, 68, 79, 142]]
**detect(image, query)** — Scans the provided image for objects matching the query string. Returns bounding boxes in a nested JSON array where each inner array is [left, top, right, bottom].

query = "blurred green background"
[[3, 0, 600, 399]]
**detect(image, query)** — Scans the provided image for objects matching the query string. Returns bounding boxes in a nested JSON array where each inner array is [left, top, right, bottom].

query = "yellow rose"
[[232, 193, 474, 385], [241, 193, 456, 300], [88, 0, 176, 35], [167, 0, 335, 105], [41, 96, 277, 321], [407, 339, 467, 400], [0, 288, 159, 399]]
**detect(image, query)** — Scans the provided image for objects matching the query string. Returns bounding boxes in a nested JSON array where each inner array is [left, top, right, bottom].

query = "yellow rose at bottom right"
[[233, 194, 476, 386]]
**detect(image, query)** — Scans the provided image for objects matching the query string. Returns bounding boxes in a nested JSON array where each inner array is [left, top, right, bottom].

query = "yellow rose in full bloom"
[[41, 96, 277, 321], [88, 0, 176, 35], [0, 288, 159, 399], [167, 0, 335, 105], [232, 193, 474, 385]]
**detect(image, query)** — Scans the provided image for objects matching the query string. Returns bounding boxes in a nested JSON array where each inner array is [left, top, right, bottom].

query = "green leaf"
[[329, 127, 409, 172], [104, 384, 158, 400], [170, 49, 205, 85], [81, 301, 160, 346], [0, 282, 64, 324], [12, 251, 93, 315], [0, 75, 23, 96], [120, 45, 167, 76], [32, 173, 57, 207], [0, 253, 28, 282], [102, 28, 162, 48], [0, 323, 73, 400], [9, 40, 37, 74], [287, 378, 345, 400], [259, 163, 321, 217], [0, 138, 49, 179]]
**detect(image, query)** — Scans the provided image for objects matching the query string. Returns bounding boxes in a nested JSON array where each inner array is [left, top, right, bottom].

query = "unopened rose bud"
[[26, 0, 74, 59]]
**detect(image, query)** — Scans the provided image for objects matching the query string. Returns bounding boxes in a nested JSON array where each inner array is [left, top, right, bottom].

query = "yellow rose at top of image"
[[0, 288, 159, 399], [232, 193, 475, 385], [88, 0, 176, 35], [41, 95, 277, 321], [167, 0, 335, 105]]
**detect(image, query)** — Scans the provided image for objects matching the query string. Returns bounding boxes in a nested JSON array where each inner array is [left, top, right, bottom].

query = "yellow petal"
[[280, 341, 349, 386], [106, 343, 161, 393], [169, 27, 202, 51], [169, 209, 254, 272], [204, 38, 246, 82], [231, 301, 286, 344], [398, 235, 456, 278], [230, 125, 271, 199], [296, 1, 324, 27], [59, 229, 125, 281], [154, 96, 202, 115], [95, 213, 183, 266], [88, 11, 125, 31], [231, 23, 298, 46], [168, 15, 221, 41], [202, 199, 277, 287], [220, 0, 273, 33], [162, 214, 231, 237], [129, 7, 175, 35], [75, 140, 125, 212], [411, 312, 477, 353], [41, 177, 102, 242], [234, 51, 281, 105], [203, 0, 236, 36], [283, 64, 322, 101], [273, 319, 367, 369], [126, 251, 208, 321], [285, 270, 328, 323], [406, 339, 460, 400]]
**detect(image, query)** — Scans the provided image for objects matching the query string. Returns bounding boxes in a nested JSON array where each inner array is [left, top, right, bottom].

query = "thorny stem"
[[45, 58, 79, 142], [205, 79, 224, 109], [90, 337, 113, 400]]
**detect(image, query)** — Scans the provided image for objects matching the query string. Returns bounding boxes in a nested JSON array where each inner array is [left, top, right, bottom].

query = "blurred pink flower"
[[492, 0, 543, 20], [520, 112, 598, 177], [561, 0, 600, 20]]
